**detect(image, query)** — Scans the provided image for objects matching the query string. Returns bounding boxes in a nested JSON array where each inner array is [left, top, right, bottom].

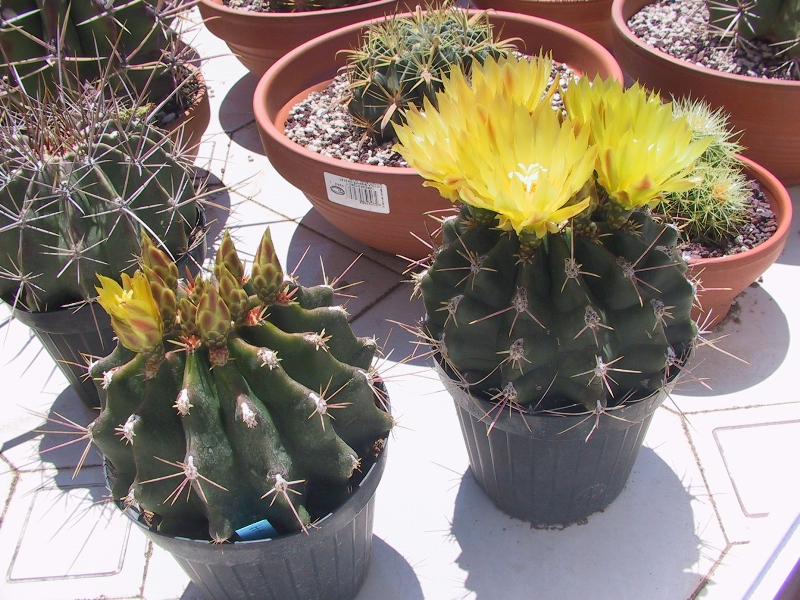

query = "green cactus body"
[[421, 205, 697, 412], [0, 0, 181, 102], [0, 96, 199, 311], [344, 7, 514, 142], [708, 0, 800, 59], [91, 229, 392, 541]]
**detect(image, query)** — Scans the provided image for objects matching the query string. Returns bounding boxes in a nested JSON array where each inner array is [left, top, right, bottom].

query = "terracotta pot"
[[611, 0, 800, 185], [254, 10, 623, 260], [688, 155, 792, 328], [472, 0, 615, 48], [165, 64, 211, 161], [198, 0, 401, 76]]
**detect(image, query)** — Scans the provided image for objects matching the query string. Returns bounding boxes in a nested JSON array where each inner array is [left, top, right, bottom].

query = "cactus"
[[0, 0, 192, 104], [656, 99, 750, 244], [0, 85, 200, 312], [343, 6, 516, 142], [707, 0, 800, 67], [89, 228, 393, 542], [395, 55, 710, 413]]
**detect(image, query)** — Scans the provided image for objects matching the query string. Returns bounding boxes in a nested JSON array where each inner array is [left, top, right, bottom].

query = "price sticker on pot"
[[324, 173, 390, 214]]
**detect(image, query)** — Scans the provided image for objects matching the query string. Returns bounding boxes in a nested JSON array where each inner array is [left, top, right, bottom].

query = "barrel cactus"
[[0, 86, 200, 312], [344, 6, 516, 142], [0, 0, 190, 104], [395, 55, 711, 413], [89, 228, 393, 541]]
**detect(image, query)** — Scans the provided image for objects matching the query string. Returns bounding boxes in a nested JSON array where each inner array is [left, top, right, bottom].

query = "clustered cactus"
[[0, 0, 192, 105], [707, 0, 800, 74], [0, 87, 200, 312], [656, 98, 751, 245], [396, 55, 711, 413], [90, 228, 393, 541], [344, 6, 516, 142]]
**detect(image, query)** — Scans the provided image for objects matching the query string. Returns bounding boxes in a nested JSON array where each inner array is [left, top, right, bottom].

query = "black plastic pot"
[[444, 368, 669, 527], [124, 443, 388, 600], [7, 209, 208, 409]]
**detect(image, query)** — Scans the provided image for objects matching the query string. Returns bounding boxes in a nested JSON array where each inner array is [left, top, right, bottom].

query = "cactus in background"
[[656, 99, 750, 244], [344, 6, 516, 142], [396, 55, 710, 413], [0, 0, 192, 104], [90, 228, 393, 541], [707, 0, 800, 66], [0, 86, 200, 312]]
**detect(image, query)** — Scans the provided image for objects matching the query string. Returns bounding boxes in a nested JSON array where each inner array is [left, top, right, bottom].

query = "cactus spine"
[[707, 0, 800, 71], [0, 0, 191, 104], [91, 228, 393, 541], [0, 87, 200, 311], [344, 6, 516, 142]]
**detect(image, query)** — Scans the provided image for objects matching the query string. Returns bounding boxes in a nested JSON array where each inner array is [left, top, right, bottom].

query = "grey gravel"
[[627, 0, 799, 80]]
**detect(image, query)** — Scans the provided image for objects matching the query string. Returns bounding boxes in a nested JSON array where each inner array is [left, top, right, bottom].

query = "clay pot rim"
[[199, 0, 399, 21], [687, 154, 793, 269], [611, 0, 800, 90], [253, 8, 623, 178]]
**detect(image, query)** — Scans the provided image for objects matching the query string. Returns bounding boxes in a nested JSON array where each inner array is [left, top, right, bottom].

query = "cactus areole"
[[396, 54, 707, 415], [91, 228, 392, 542]]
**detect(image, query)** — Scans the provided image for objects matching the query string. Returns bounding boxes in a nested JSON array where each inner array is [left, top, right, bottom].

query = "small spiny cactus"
[[343, 5, 517, 142], [656, 99, 751, 244]]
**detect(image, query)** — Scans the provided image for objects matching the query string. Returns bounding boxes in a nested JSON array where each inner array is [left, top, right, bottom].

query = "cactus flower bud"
[[141, 233, 179, 293], [214, 230, 246, 284], [217, 264, 249, 325], [96, 272, 163, 353], [250, 228, 285, 305], [196, 285, 231, 352]]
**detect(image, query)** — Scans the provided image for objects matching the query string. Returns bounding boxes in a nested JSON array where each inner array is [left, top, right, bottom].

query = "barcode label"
[[323, 173, 390, 214]]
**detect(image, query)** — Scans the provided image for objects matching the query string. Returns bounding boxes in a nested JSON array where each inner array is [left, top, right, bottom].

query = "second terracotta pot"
[[611, 0, 800, 185], [687, 156, 792, 328], [198, 0, 401, 77], [254, 10, 623, 260]]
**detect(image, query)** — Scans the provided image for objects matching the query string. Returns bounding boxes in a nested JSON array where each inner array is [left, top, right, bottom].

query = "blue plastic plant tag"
[[235, 519, 278, 541]]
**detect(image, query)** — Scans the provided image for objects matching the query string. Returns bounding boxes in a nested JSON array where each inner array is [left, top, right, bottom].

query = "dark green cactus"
[[90, 228, 393, 542], [418, 203, 697, 413], [707, 0, 800, 62], [0, 86, 200, 312], [344, 6, 515, 142], [0, 0, 191, 104]]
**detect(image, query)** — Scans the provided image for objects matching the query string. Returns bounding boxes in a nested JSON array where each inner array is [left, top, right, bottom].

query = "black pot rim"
[[437, 359, 678, 440]]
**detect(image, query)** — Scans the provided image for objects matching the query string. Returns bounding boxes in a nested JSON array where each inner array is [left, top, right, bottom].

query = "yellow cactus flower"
[[395, 55, 597, 238], [96, 271, 164, 352], [564, 78, 711, 210]]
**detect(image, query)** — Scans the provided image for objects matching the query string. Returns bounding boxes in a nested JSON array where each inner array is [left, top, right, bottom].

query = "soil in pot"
[[625, 0, 799, 81]]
